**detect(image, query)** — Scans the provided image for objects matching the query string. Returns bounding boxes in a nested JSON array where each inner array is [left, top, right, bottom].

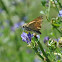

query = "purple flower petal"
[[37, 35, 40, 39], [11, 26, 15, 31], [54, 38, 60, 42], [59, 10, 62, 14], [11, 21, 25, 31], [14, 23, 19, 28], [43, 36, 49, 43], [57, 38, 60, 42], [58, 9, 62, 17], [19, 21, 25, 26], [21, 32, 28, 42], [21, 32, 32, 44], [0, 8, 3, 13], [27, 32, 31, 41], [58, 14, 62, 17]]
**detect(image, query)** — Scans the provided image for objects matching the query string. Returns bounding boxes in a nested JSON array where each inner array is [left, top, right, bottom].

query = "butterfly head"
[[22, 23, 29, 30], [22, 23, 32, 31], [23, 23, 27, 28]]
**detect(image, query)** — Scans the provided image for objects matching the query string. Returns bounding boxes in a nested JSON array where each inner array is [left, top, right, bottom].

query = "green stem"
[[37, 41, 51, 62], [0, 0, 13, 26], [0, 0, 9, 14], [53, 0, 59, 13], [57, 0, 62, 8], [52, 25, 62, 36], [33, 47, 44, 60], [55, 27, 62, 36]]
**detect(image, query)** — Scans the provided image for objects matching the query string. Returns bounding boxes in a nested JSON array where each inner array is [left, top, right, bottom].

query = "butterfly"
[[22, 16, 43, 34]]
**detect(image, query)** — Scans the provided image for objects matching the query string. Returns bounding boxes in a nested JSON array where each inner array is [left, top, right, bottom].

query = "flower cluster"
[[21, 32, 33, 44], [43, 36, 62, 47], [43, 36, 49, 43], [11, 21, 25, 31], [21, 32, 40, 44]]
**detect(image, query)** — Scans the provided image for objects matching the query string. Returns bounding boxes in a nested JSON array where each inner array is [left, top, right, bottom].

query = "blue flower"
[[11, 21, 25, 31], [21, 32, 33, 44], [58, 10, 62, 17], [37, 35, 40, 39], [34, 57, 41, 62], [43, 36, 49, 43], [54, 38, 60, 42], [0, 33, 3, 37], [27, 32, 32, 41], [0, 8, 3, 13]]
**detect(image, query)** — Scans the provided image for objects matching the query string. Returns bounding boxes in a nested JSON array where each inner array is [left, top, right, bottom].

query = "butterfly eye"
[[22, 23, 27, 28]]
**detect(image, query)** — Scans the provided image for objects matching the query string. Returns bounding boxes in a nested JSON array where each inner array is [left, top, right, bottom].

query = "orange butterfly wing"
[[27, 16, 43, 31]]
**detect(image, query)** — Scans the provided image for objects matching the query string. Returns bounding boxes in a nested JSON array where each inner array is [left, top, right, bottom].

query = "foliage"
[[0, 0, 62, 62]]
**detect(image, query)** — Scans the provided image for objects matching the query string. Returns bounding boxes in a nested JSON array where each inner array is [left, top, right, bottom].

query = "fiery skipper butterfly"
[[23, 16, 43, 34]]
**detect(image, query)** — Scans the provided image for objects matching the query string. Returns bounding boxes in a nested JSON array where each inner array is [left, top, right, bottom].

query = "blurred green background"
[[0, 0, 62, 62]]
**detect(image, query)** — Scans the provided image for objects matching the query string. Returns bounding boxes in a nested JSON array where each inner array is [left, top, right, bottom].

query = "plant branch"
[[33, 47, 44, 60], [37, 41, 51, 62]]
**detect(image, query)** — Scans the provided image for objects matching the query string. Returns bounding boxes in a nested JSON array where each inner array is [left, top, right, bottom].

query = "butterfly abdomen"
[[24, 26, 41, 34]]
